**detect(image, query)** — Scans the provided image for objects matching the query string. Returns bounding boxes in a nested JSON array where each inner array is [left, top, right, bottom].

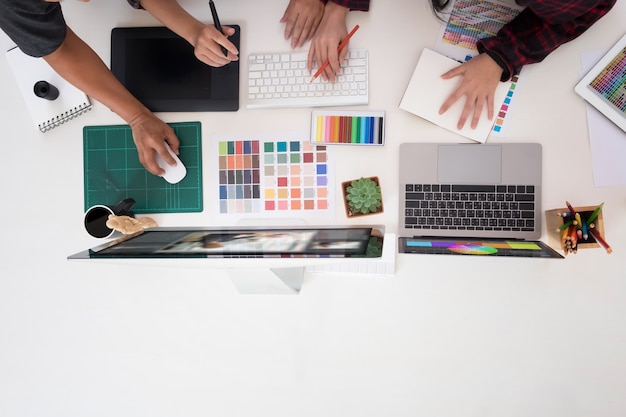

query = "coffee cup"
[[84, 198, 136, 238]]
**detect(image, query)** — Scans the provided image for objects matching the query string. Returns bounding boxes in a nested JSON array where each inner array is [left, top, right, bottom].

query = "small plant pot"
[[342, 176, 384, 218]]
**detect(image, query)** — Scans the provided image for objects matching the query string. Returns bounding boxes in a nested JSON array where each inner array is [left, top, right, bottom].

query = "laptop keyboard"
[[403, 184, 536, 232]]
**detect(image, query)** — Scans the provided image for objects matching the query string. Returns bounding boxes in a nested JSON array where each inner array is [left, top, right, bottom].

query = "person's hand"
[[191, 25, 239, 67], [280, 0, 325, 49], [307, 2, 350, 82], [128, 112, 180, 176], [438, 53, 504, 129]]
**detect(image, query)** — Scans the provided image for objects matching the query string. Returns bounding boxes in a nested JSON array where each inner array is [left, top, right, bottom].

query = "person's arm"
[[307, 0, 369, 82], [138, 0, 238, 67], [477, 0, 617, 81], [438, 0, 616, 129], [44, 27, 179, 175]]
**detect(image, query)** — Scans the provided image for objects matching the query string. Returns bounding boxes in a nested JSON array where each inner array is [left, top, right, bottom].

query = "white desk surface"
[[1, 1, 625, 416]]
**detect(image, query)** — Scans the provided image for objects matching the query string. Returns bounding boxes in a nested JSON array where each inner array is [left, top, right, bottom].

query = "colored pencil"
[[586, 202, 604, 224], [309, 24, 360, 82], [589, 227, 612, 254]]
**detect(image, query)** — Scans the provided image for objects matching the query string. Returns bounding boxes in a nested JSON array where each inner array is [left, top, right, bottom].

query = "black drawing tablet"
[[111, 25, 240, 112]]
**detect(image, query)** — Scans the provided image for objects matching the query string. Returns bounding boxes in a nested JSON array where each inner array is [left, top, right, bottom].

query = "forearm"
[[43, 27, 151, 124], [138, 0, 204, 46], [478, 0, 616, 80]]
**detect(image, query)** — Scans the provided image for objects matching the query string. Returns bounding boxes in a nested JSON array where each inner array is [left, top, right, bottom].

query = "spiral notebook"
[[6, 46, 92, 132]]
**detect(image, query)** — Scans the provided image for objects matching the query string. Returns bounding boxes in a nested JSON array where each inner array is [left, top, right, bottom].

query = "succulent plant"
[[345, 177, 382, 215]]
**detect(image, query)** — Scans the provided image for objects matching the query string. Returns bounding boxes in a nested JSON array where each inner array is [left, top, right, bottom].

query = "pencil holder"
[[545, 205, 605, 252]]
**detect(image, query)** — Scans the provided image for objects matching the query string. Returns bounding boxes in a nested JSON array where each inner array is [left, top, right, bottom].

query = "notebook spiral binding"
[[38, 102, 93, 133]]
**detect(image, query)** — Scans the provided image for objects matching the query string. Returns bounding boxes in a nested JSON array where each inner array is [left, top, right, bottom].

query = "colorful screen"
[[589, 45, 626, 114], [399, 238, 562, 258]]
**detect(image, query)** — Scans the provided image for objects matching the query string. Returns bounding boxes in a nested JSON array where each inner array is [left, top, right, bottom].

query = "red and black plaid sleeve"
[[477, 0, 616, 81], [327, 0, 370, 12]]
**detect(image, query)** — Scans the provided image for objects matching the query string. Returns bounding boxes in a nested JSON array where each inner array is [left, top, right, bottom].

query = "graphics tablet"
[[111, 25, 240, 112], [574, 33, 626, 132]]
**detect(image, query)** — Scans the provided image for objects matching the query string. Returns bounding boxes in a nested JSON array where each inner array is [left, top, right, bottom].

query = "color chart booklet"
[[399, 48, 512, 143], [6, 46, 92, 132]]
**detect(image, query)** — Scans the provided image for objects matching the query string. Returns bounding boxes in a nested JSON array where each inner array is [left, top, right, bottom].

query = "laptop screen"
[[399, 237, 563, 258]]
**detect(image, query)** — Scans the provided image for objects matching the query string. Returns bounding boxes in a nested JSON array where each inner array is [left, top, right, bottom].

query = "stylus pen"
[[209, 0, 229, 57], [309, 24, 360, 83]]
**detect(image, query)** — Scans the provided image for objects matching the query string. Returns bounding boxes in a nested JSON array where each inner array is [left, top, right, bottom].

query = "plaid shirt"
[[477, 0, 617, 81], [327, 0, 370, 11]]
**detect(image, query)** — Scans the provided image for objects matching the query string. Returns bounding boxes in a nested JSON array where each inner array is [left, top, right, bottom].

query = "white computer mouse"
[[154, 143, 187, 184]]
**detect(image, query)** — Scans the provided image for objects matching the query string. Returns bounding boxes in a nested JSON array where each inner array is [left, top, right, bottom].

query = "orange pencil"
[[309, 24, 360, 83]]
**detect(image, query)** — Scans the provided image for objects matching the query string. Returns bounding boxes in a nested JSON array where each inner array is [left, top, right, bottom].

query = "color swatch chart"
[[310, 110, 385, 145], [217, 136, 333, 216], [590, 45, 626, 113], [440, 0, 522, 52], [492, 73, 519, 133]]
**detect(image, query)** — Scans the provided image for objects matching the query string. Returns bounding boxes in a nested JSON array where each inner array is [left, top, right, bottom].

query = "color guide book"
[[6, 46, 92, 132], [310, 110, 385, 145], [84, 122, 203, 214], [214, 132, 334, 218], [399, 48, 512, 143]]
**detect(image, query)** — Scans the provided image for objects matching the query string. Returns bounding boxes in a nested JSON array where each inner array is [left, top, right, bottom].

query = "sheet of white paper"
[[399, 48, 511, 143], [581, 50, 626, 186]]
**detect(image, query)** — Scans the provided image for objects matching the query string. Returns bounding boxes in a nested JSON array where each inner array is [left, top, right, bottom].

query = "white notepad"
[[6, 46, 92, 133], [399, 48, 511, 143]]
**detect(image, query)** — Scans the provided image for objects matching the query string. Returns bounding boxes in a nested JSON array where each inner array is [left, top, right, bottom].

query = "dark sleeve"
[[327, 0, 370, 12], [0, 0, 67, 57], [477, 0, 616, 81], [127, 0, 143, 9]]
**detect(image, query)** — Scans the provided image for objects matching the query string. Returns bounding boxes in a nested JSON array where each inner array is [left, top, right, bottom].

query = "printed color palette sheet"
[[217, 134, 333, 217], [438, 0, 522, 58]]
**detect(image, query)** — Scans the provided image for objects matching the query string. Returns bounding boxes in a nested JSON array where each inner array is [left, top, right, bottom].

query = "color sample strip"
[[263, 140, 329, 212], [590, 45, 626, 113], [493, 73, 518, 133], [218, 138, 331, 215], [218, 139, 261, 214], [311, 110, 385, 145]]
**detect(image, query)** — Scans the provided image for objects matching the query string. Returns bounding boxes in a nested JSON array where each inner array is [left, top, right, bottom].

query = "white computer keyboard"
[[246, 49, 369, 109]]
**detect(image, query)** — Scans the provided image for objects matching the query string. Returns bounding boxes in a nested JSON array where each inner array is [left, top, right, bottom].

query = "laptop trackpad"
[[437, 145, 502, 183]]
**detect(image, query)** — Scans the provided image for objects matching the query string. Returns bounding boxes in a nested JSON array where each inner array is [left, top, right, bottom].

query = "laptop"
[[397, 143, 563, 258]]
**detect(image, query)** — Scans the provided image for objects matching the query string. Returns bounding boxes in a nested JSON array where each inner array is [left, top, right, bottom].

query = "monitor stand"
[[228, 267, 303, 294], [228, 218, 307, 295]]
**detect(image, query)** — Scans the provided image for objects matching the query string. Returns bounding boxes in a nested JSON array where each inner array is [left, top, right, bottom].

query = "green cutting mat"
[[83, 121, 203, 214]]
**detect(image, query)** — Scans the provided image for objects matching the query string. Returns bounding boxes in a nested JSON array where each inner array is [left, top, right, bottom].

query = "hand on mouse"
[[438, 53, 504, 129], [128, 111, 180, 176]]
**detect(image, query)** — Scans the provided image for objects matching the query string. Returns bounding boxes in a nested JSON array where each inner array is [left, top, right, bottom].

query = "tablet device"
[[111, 25, 240, 112], [574, 33, 626, 132]]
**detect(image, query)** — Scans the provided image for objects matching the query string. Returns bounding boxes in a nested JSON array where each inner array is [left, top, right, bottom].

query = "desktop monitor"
[[68, 225, 387, 294]]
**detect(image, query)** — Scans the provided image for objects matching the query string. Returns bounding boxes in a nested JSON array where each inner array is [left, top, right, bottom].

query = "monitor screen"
[[69, 226, 385, 259]]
